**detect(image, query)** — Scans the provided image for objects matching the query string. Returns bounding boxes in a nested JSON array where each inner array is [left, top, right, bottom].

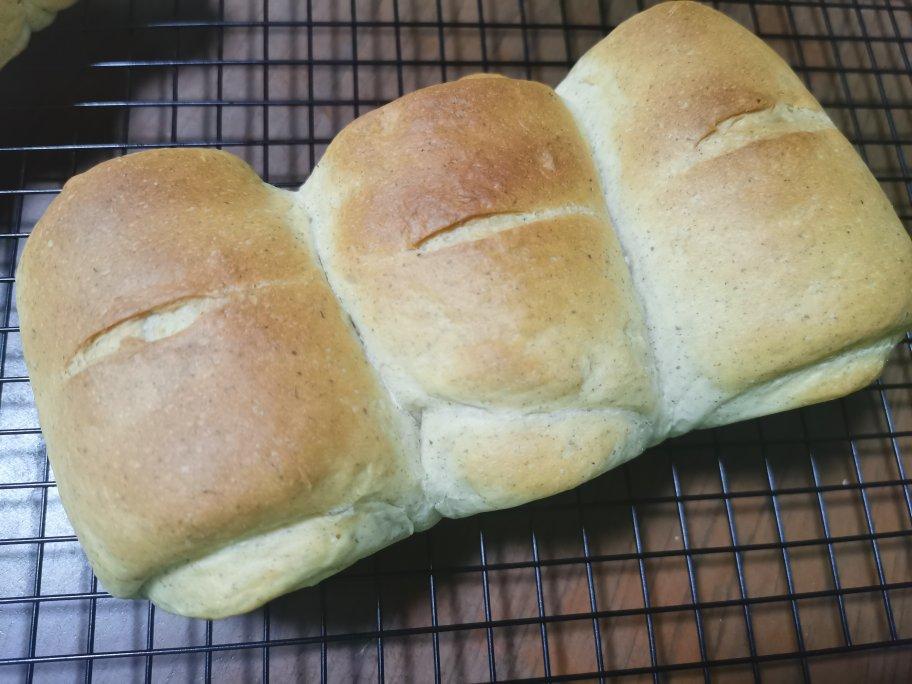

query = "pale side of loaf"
[[15, 1, 912, 618], [0, 0, 76, 69], [557, 0, 912, 437]]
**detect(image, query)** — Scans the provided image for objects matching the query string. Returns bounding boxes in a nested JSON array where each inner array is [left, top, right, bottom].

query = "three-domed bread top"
[[13, 1, 912, 619]]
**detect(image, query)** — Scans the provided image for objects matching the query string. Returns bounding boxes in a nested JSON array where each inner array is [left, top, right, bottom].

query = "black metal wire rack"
[[1, 0, 911, 681]]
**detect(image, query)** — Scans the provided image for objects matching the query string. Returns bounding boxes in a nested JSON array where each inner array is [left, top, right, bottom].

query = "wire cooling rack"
[[1, 0, 911, 681]]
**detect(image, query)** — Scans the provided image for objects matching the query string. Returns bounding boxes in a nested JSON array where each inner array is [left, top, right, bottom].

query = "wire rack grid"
[[1, 0, 912, 681]]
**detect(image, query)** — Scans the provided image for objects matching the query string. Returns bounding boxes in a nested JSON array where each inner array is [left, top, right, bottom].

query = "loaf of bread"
[[17, 1, 912, 618], [0, 0, 76, 69]]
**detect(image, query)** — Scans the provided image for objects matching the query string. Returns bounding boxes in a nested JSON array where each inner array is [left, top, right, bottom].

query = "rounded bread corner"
[[137, 501, 431, 619], [698, 336, 901, 430]]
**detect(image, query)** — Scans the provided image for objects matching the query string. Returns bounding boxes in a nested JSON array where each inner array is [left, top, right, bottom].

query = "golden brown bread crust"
[[325, 74, 606, 254], [20, 149, 306, 375], [18, 148, 426, 597], [557, 0, 912, 433], [304, 74, 655, 412], [14, 1, 912, 619], [588, 1, 822, 194]]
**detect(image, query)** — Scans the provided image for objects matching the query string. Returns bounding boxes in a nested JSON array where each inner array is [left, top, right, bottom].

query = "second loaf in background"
[[15, 1, 912, 619], [0, 0, 77, 69]]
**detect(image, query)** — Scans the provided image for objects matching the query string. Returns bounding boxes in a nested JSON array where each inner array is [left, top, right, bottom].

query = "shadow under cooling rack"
[[2, 0, 912, 682]]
